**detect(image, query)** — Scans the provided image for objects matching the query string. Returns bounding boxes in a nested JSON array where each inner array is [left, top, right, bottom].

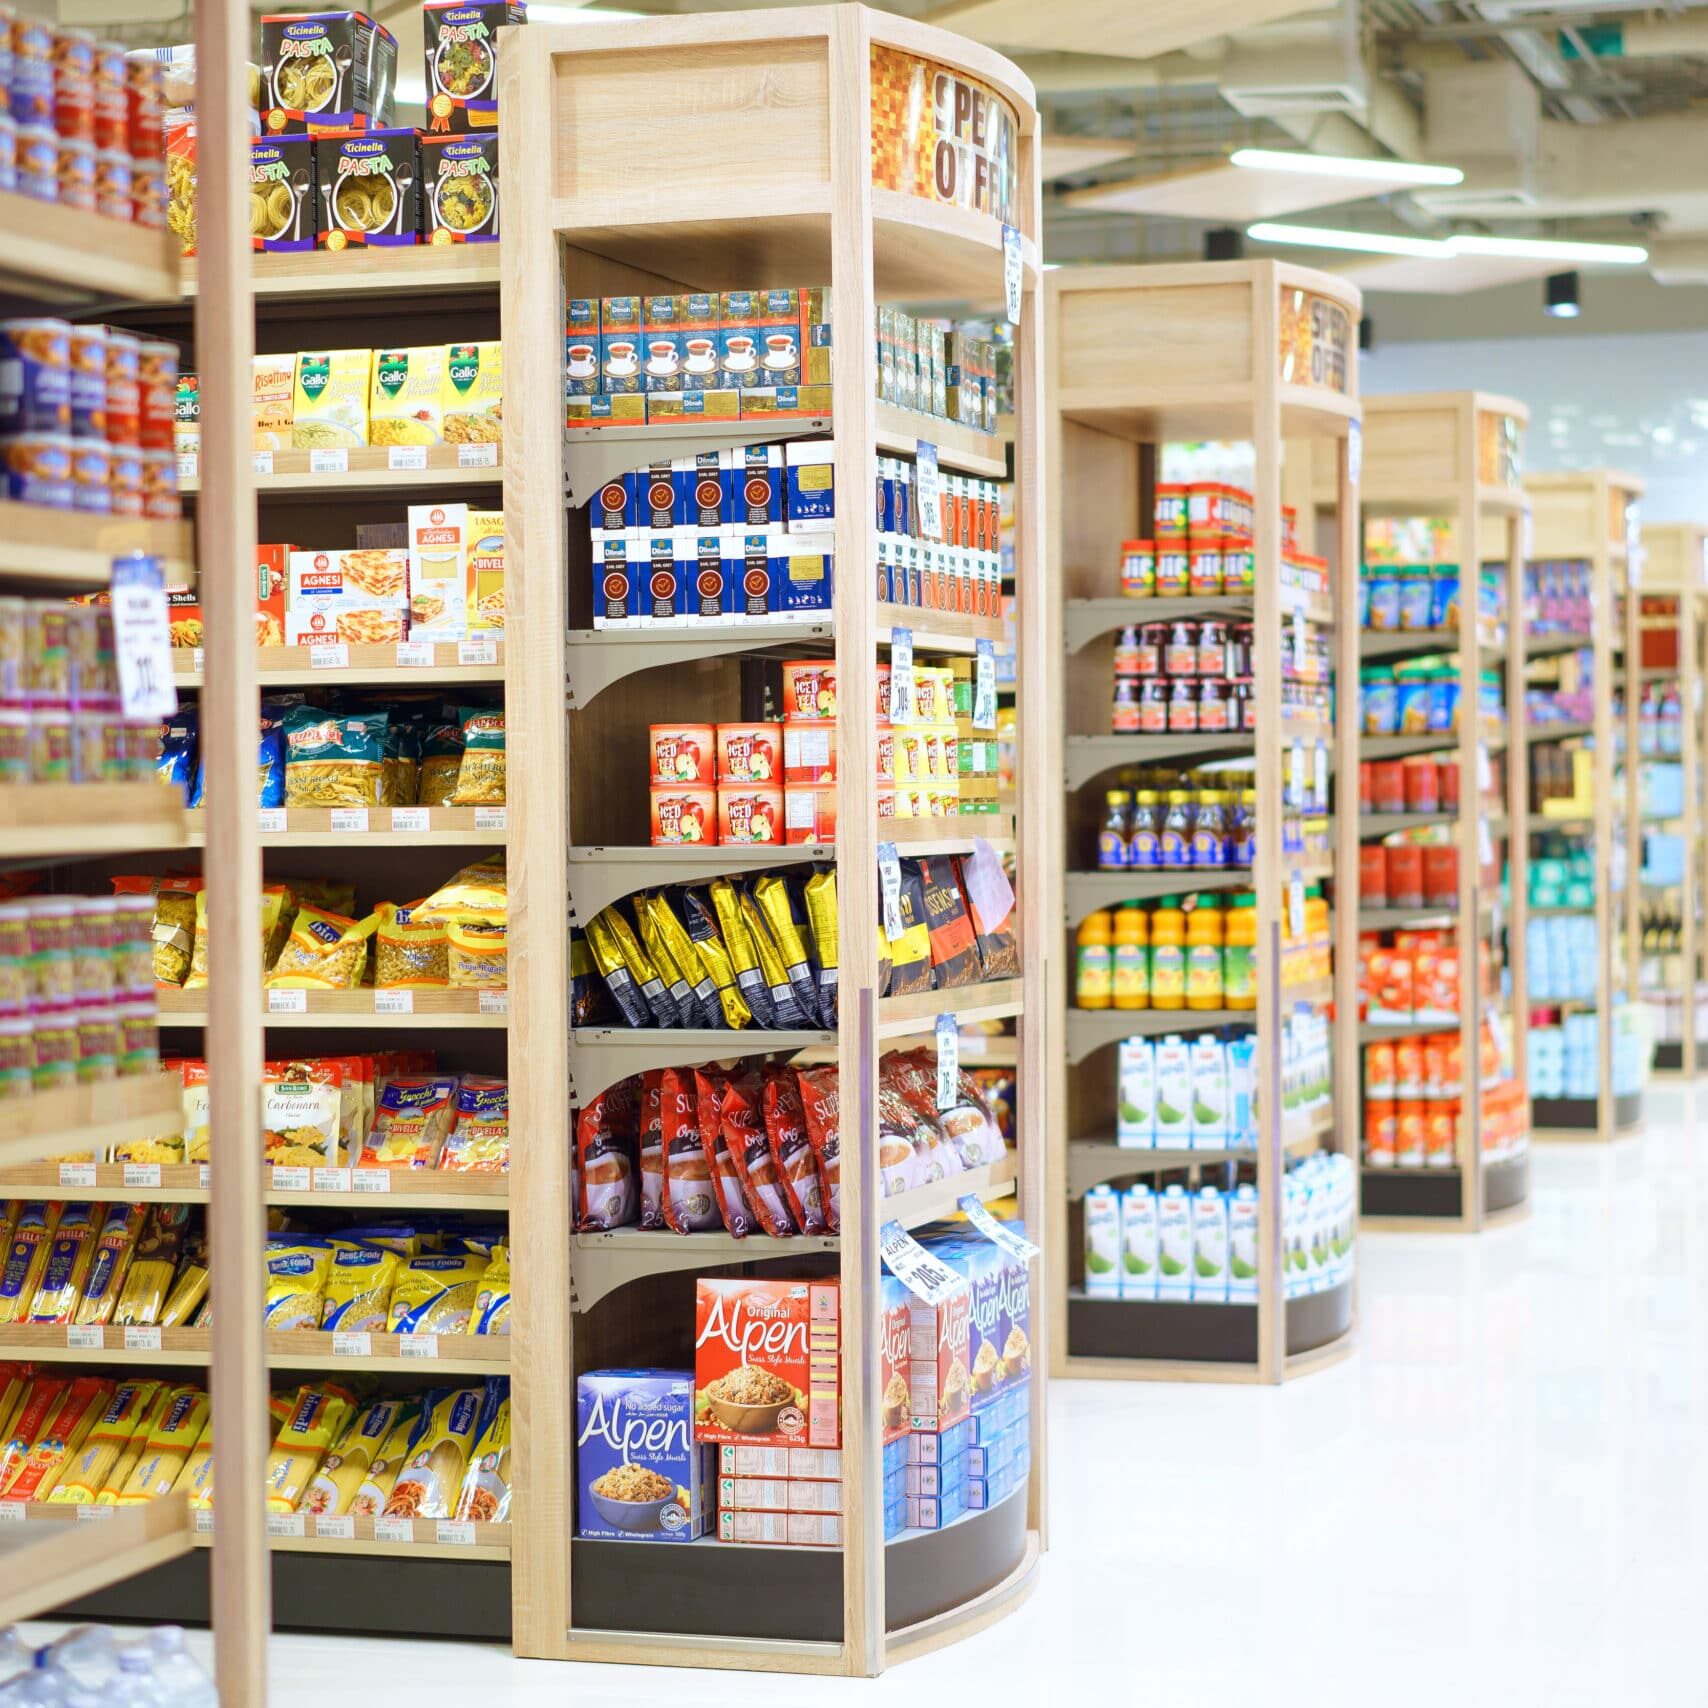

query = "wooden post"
[[1458, 407, 1484, 1226]]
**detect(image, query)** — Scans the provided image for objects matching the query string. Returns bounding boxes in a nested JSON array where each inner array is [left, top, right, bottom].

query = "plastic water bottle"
[[113, 1649, 164, 1707], [144, 1628, 216, 1707], [36, 1630, 112, 1695]]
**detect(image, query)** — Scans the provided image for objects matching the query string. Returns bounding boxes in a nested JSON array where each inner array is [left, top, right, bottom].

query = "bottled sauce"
[[1111, 904, 1149, 1010], [1076, 911, 1113, 1008], [1097, 790, 1131, 869], [1196, 619, 1227, 676], [1149, 897, 1186, 1010], [1224, 894, 1257, 1009], [1129, 789, 1162, 868], [1231, 789, 1256, 868], [1111, 676, 1141, 733], [1190, 789, 1226, 867], [1113, 625, 1142, 676], [1186, 897, 1225, 1010], [1160, 790, 1194, 868], [1167, 679, 1197, 732], [1165, 621, 1197, 677]]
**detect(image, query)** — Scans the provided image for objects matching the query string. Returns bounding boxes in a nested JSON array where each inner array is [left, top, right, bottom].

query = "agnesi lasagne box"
[[575, 1368, 712, 1542], [693, 1277, 840, 1449]]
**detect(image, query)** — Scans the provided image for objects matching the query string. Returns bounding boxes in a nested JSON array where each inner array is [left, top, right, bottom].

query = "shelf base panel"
[[1066, 1279, 1353, 1367], [1531, 1091, 1644, 1135]]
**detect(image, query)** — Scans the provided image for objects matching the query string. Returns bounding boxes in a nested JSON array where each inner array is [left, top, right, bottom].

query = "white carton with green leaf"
[[1191, 1185, 1229, 1302], [1117, 1183, 1157, 1300], [1116, 1037, 1156, 1149], [1156, 1183, 1192, 1299], [1153, 1036, 1192, 1145], [1083, 1184, 1120, 1295], [1228, 1183, 1259, 1300], [1189, 1036, 1228, 1150]]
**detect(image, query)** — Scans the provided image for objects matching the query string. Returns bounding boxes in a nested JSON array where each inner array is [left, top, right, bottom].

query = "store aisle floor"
[[28, 1083, 1708, 1706]]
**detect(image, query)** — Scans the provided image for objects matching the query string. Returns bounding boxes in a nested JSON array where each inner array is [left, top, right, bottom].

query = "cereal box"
[[371, 347, 446, 447], [575, 1369, 712, 1542], [420, 133, 499, 243], [315, 128, 419, 249], [422, 1, 524, 134], [261, 11, 397, 137], [693, 1277, 840, 1449], [906, 1276, 970, 1435], [716, 1445, 842, 1480], [291, 348, 371, 451], [931, 1227, 1032, 1413], [715, 1509, 840, 1547], [880, 1272, 912, 1447]]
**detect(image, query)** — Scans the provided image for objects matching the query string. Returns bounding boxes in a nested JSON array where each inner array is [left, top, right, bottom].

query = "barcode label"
[[67, 1325, 104, 1350], [271, 1165, 311, 1191], [176, 453, 196, 479], [312, 1167, 351, 1193], [198, 1164, 211, 1188], [399, 1334, 439, 1360], [309, 448, 348, 475], [458, 636, 498, 666], [195, 1509, 215, 1534], [374, 989, 413, 1015], [332, 1331, 372, 1358], [124, 1326, 163, 1352], [123, 1163, 162, 1188], [309, 644, 349, 671], [268, 989, 308, 1014], [267, 1514, 306, 1539], [478, 991, 508, 1016], [191, 647, 204, 674], [257, 808, 286, 833], [0, 1503, 25, 1524], [388, 446, 428, 472], [391, 808, 429, 832], [473, 806, 507, 831], [330, 808, 369, 833], [58, 1163, 97, 1188], [395, 641, 434, 667], [315, 1515, 354, 1540], [76, 1506, 114, 1523], [374, 1517, 414, 1544], [457, 443, 498, 469], [351, 1169, 392, 1195], [436, 1521, 476, 1546], [252, 452, 272, 477]]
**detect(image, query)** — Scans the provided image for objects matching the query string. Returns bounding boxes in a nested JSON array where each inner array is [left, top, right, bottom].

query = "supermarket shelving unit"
[[1525, 469, 1649, 1140], [502, 6, 1047, 1675], [1043, 260, 1362, 1383], [1332, 392, 1532, 1230], [1634, 522, 1706, 1074], [0, 0, 268, 1694]]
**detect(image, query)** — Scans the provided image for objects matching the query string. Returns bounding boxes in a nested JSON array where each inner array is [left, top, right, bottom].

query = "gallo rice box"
[[693, 1277, 840, 1449], [575, 1368, 711, 1542]]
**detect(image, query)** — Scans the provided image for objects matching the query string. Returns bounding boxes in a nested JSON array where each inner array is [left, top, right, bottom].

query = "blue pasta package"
[[575, 1368, 713, 1542]]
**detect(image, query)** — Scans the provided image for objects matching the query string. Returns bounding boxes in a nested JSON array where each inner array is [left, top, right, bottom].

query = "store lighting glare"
[[528, 4, 646, 20], [1247, 224, 1650, 269], [1229, 148, 1464, 188], [1245, 222, 1452, 258], [1454, 234, 1648, 266]]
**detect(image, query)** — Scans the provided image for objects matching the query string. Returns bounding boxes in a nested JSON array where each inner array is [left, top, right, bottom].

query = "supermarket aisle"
[[28, 1084, 1708, 1706]]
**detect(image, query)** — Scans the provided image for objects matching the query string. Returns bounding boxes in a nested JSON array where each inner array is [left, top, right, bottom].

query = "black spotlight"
[[1545, 270, 1581, 319], [1359, 315, 1374, 353], [1204, 226, 1244, 261]]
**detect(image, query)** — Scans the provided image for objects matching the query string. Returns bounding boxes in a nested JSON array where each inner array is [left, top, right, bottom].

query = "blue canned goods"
[[1394, 677, 1431, 735], [1366, 574, 1400, 631], [1397, 565, 1434, 631], [14, 123, 54, 202], [1, 432, 73, 506], [1429, 675, 1459, 733], [0, 318, 71, 434], [1360, 668, 1398, 736], [1430, 567, 1460, 632]]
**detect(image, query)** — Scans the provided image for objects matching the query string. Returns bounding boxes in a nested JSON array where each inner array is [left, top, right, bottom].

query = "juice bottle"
[[1305, 886, 1330, 983], [1076, 911, 1113, 1009], [1111, 903, 1150, 1011], [1232, 789, 1257, 868], [1223, 893, 1257, 1010], [1160, 790, 1194, 869], [1149, 898, 1186, 1010], [1129, 790, 1162, 869], [1097, 790, 1131, 870], [1186, 896, 1225, 1010]]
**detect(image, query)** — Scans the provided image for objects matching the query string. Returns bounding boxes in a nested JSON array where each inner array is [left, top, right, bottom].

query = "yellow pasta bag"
[[388, 1251, 488, 1335], [264, 1384, 355, 1514], [173, 1412, 215, 1509], [290, 878, 358, 919], [0, 1362, 27, 1444], [470, 1244, 508, 1335], [446, 918, 506, 989], [374, 901, 448, 989], [266, 907, 377, 990], [383, 1385, 482, 1520], [159, 1234, 209, 1328], [302, 1396, 401, 1518], [28, 1202, 99, 1325], [318, 1243, 399, 1332], [74, 1202, 145, 1326], [96, 1384, 173, 1505], [0, 1375, 113, 1501], [113, 1203, 193, 1327], [47, 1380, 159, 1505], [115, 1385, 209, 1505], [454, 1381, 509, 1521], [415, 854, 506, 926], [350, 1398, 419, 1517], [264, 1239, 335, 1331], [0, 1203, 62, 1326], [448, 706, 504, 806]]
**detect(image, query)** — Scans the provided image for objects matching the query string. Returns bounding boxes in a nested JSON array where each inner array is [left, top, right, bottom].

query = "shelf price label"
[[316, 1515, 355, 1541], [1002, 223, 1023, 325], [478, 990, 508, 1017], [351, 1168, 392, 1195], [474, 806, 508, 832], [973, 639, 997, 731], [374, 1517, 415, 1544], [1289, 875, 1306, 939], [313, 1166, 352, 1193], [458, 636, 498, 667], [914, 446, 942, 543], [123, 1162, 161, 1189], [457, 443, 498, 470], [252, 452, 272, 477], [268, 989, 308, 1015], [391, 807, 429, 833], [75, 1506, 113, 1524], [331, 1331, 372, 1359], [111, 553, 178, 722], [257, 807, 287, 834], [266, 1514, 306, 1540], [0, 1503, 24, 1524], [957, 1195, 1041, 1261], [399, 1334, 439, 1360], [880, 1221, 967, 1306], [394, 641, 434, 668], [330, 807, 369, 834], [123, 1326, 162, 1352], [436, 1520, 477, 1547], [1478, 742, 1494, 793], [878, 842, 904, 940], [935, 1014, 959, 1110], [309, 644, 349, 671], [309, 448, 348, 475], [67, 1325, 104, 1351], [194, 1508, 215, 1535], [889, 626, 914, 724], [270, 1165, 311, 1192], [58, 1162, 97, 1188], [198, 1164, 211, 1189], [373, 989, 414, 1015], [388, 446, 428, 472]]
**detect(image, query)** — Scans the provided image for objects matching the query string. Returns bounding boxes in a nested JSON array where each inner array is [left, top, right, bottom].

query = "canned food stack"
[[878, 661, 963, 822], [649, 720, 792, 848], [1361, 1021, 1524, 1170]]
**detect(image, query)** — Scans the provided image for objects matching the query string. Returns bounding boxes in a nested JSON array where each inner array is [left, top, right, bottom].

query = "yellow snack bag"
[[74, 1202, 146, 1326], [454, 1380, 509, 1521], [445, 919, 506, 989], [387, 1251, 488, 1335], [448, 706, 504, 806], [291, 349, 371, 450], [264, 1239, 335, 1331], [351, 1398, 420, 1517], [415, 854, 506, 925], [471, 1244, 508, 1335], [375, 901, 448, 989], [302, 1396, 401, 1518], [266, 907, 378, 990], [48, 1380, 159, 1505], [383, 1384, 482, 1519], [28, 1202, 98, 1325], [116, 1385, 209, 1505], [318, 1243, 399, 1332], [264, 1384, 355, 1513], [0, 1203, 62, 1326]]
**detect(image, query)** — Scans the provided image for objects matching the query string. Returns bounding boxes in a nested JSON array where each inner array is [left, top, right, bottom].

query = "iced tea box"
[[575, 1369, 712, 1543]]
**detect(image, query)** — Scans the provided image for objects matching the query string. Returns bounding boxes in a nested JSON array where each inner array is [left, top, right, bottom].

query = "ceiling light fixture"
[[1545, 271, 1582, 318], [1247, 224, 1648, 268], [1454, 234, 1648, 265], [1230, 148, 1464, 188], [1245, 222, 1452, 258]]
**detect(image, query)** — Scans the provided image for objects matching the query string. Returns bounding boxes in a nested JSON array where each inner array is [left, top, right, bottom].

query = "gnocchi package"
[[359, 1075, 460, 1169]]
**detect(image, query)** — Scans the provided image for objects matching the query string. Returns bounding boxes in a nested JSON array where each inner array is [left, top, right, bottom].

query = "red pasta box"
[[694, 1277, 841, 1448], [718, 785, 782, 845]]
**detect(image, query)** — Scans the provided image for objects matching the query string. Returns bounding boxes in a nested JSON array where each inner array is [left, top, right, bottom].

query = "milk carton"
[[1191, 1186, 1229, 1302], [1156, 1184, 1193, 1299], [1228, 1035, 1257, 1148], [1117, 1184, 1157, 1300], [1153, 1037, 1193, 1148], [1282, 1173, 1309, 1298], [1228, 1183, 1259, 1301], [1189, 1037, 1227, 1150], [1116, 1038, 1156, 1148], [1083, 1185, 1119, 1296]]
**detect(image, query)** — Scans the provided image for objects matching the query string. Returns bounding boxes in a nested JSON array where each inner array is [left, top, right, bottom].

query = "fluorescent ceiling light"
[[1454, 234, 1648, 265], [529, 4, 644, 20], [1230, 148, 1464, 188], [1246, 222, 1451, 258]]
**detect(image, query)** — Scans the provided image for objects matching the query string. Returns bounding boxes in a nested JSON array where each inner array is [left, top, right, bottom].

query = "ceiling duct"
[[1220, 0, 1367, 116], [1414, 60, 1540, 211]]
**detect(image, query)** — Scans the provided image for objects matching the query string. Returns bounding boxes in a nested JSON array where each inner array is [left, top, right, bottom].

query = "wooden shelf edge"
[[0, 1491, 192, 1627], [0, 1075, 183, 1175]]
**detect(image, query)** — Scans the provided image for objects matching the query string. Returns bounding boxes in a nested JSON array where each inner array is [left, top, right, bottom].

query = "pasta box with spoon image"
[[423, 0, 527, 134], [249, 135, 315, 253], [261, 11, 398, 137], [420, 132, 499, 244], [315, 127, 420, 249]]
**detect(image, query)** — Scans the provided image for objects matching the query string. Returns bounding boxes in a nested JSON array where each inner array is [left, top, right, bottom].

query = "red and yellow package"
[[693, 1276, 841, 1448], [721, 1072, 797, 1238], [573, 1081, 637, 1232], [660, 1066, 718, 1234], [794, 1065, 841, 1233], [696, 1067, 755, 1239], [0, 1375, 114, 1501], [761, 1066, 827, 1236]]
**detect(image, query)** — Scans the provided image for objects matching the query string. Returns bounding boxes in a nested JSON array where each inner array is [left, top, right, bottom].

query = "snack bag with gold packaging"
[[638, 891, 722, 1027], [752, 876, 821, 1026], [737, 888, 812, 1029], [679, 887, 751, 1029], [445, 918, 506, 989], [708, 878, 777, 1027], [448, 705, 505, 806], [801, 867, 839, 1026]]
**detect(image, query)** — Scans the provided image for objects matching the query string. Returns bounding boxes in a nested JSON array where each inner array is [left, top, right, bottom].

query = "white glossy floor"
[[26, 1082, 1708, 1705]]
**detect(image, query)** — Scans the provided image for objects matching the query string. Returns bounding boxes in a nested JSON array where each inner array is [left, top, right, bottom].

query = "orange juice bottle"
[[1224, 894, 1257, 1010], [1149, 898, 1186, 1010], [1111, 903, 1149, 1010], [1076, 911, 1113, 1009], [1305, 886, 1330, 982], [1186, 896, 1225, 1010]]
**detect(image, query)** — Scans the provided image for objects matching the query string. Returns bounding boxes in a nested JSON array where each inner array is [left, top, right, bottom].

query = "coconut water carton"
[[1152, 1036, 1193, 1149], [1156, 1183, 1193, 1299], [1117, 1183, 1157, 1300], [1116, 1038, 1156, 1148], [1228, 1182, 1260, 1301], [1083, 1185, 1120, 1296], [1189, 1036, 1228, 1150], [1191, 1185, 1229, 1302], [1228, 1035, 1257, 1148]]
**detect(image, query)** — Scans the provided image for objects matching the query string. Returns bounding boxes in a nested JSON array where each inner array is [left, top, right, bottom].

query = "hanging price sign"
[[914, 445, 942, 544], [973, 639, 997, 730], [110, 553, 178, 721], [880, 1221, 967, 1304], [1002, 224, 1023, 325], [889, 626, 914, 724], [956, 1196, 1041, 1260], [879, 841, 904, 940], [935, 1014, 959, 1109]]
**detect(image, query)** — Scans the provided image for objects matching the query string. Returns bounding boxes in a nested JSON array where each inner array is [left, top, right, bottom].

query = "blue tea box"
[[576, 1368, 712, 1542], [674, 451, 726, 528], [905, 1414, 971, 1467], [966, 1415, 1028, 1481], [592, 534, 638, 629], [565, 299, 601, 397], [725, 530, 786, 621], [906, 1479, 969, 1532], [967, 1445, 1031, 1513], [636, 462, 677, 531], [785, 443, 835, 529], [677, 530, 728, 622], [727, 444, 784, 527], [630, 532, 686, 626], [777, 538, 833, 619], [904, 1452, 967, 1498]]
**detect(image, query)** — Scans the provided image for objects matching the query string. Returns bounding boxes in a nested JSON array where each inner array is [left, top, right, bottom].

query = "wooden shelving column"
[[1526, 470, 1649, 1140], [501, 5, 1047, 1675], [1634, 522, 1707, 1075], [1328, 392, 1532, 1231], [1044, 260, 1361, 1384]]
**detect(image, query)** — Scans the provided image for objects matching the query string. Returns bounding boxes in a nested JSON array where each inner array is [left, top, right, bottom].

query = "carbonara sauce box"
[[693, 1277, 840, 1449]]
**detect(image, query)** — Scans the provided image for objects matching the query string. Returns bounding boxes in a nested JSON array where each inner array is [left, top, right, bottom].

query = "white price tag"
[[330, 807, 370, 834], [270, 1165, 311, 1192], [391, 807, 429, 833], [191, 646, 204, 675], [268, 988, 307, 1015], [110, 552, 179, 721], [973, 639, 997, 731], [1479, 818, 1496, 867], [176, 453, 196, 479], [1348, 420, 1363, 487], [394, 641, 434, 668], [75, 1505, 113, 1523], [309, 644, 349, 671], [351, 1168, 392, 1194], [123, 1162, 161, 1188], [880, 1220, 967, 1305], [194, 1507, 215, 1535], [374, 1517, 415, 1544], [1289, 743, 1305, 802], [198, 1163, 211, 1189], [457, 442, 498, 469], [957, 1195, 1042, 1260], [935, 1013, 959, 1110], [0, 1503, 24, 1524], [331, 1331, 372, 1359], [257, 807, 286, 834], [309, 448, 348, 475], [478, 990, 508, 1016], [458, 636, 498, 666], [889, 627, 914, 724], [914, 445, 942, 543], [1478, 743, 1494, 792], [312, 1166, 352, 1193], [374, 989, 414, 1015], [474, 806, 508, 831], [58, 1162, 97, 1188], [436, 1520, 477, 1547], [879, 841, 904, 940], [252, 451, 272, 477], [388, 445, 428, 472], [1289, 875, 1306, 939], [315, 1515, 354, 1540], [123, 1326, 162, 1352], [267, 1514, 306, 1539], [399, 1334, 439, 1360], [1002, 223, 1023, 325], [67, 1325, 104, 1351]]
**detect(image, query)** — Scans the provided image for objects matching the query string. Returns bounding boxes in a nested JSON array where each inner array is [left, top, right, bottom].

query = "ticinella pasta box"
[[575, 1369, 712, 1542]]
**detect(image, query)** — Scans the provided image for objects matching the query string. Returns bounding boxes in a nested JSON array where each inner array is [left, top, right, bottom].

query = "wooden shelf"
[[1065, 731, 1253, 789], [1064, 594, 1252, 655], [1526, 630, 1594, 658], [183, 244, 501, 302], [157, 988, 507, 1028], [0, 1159, 508, 1209], [175, 640, 504, 688], [202, 1514, 512, 1561], [876, 978, 1024, 1039], [0, 504, 195, 587], [874, 401, 1008, 478], [1359, 628, 1460, 661], [0, 1075, 185, 1176], [568, 842, 832, 922], [886, 817, 1014, 856], [187, 806, 508, 847], [0, 1490, 192, 1628], [1359, 812, 1458, 838], [0, 782, 189, 859], [878, 605, 1008, 654], [567, 619, 831, 706], [0, 190, 181, 304], [183, 445, 502, 497], [0, 1324, 509, 1374], [1358, 1015, 1457, 1043]]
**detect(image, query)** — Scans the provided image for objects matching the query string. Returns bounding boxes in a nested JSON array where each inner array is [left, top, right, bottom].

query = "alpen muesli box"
[[575, 1368, 711, 1542], [693, 1277, 840, 1449]]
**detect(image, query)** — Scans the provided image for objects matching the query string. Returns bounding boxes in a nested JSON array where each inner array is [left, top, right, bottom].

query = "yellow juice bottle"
[[1224, 893, 1258, 1010], [1186, 895, 1225, 1010], [1112, 903, 1149, 1010], [1149, 898, 1185, 1011], [1076, 911, 1113, 1009]]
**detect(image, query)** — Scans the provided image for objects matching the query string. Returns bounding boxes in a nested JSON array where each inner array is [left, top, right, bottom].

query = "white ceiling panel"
[[927, 0, 1325, 62], [1062, 157, 1452, 222]]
